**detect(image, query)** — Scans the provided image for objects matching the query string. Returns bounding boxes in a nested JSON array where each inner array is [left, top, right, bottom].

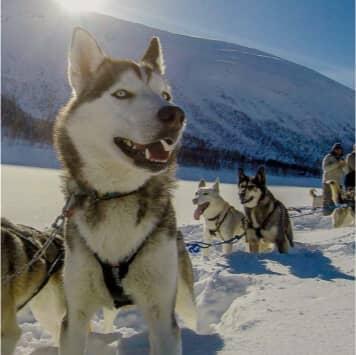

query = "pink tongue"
[[194, 206, 203, 220], [148, 142, 170, 161]]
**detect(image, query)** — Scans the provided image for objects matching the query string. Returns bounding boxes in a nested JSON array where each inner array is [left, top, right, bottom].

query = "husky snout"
[[158, 105, 185, 130]]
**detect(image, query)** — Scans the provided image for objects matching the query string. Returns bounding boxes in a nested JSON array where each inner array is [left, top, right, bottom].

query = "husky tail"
[[309, 188, 318, 198], [175, 232, 197, 330]]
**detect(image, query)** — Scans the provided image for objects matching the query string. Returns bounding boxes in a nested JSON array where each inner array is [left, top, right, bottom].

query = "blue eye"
[[111, 89, 133, 99]]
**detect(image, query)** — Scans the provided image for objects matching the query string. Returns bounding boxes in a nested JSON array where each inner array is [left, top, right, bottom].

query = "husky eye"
[[111, 89, 133, 99], [162, 91, 171, 101]]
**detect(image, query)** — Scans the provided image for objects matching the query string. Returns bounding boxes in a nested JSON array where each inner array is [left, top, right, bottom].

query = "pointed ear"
[[238, 168, 246, 183], [68, 27, 105, 95], [255, 166, 266, 186], [198, 179, 206, 188], [213, 178, 220, 192], [141, 37, 165, 74]]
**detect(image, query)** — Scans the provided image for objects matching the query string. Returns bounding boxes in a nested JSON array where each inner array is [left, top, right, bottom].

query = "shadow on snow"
[[226, 242, 354, 281]]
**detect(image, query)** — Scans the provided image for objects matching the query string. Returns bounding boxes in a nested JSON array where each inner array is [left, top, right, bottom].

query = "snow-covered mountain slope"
[[2, 0, 355, 169], [2, 165, 354, 355]]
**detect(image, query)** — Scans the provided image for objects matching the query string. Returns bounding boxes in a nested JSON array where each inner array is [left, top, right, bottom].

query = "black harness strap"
[[94, 238, 147, 309], [254, 201, 279, 239], [208, 206, 233, 237]]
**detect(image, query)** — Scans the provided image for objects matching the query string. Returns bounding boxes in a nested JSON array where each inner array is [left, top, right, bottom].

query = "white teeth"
[[160, 139, 174, 152], [145, 148, 150, 160], [123, 139, 132, 147]]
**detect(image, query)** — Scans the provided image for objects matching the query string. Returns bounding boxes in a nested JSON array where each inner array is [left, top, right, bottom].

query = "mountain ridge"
[[2, 0, 354, 172]]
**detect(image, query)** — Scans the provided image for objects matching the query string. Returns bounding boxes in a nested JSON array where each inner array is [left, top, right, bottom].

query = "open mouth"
[[240, 196, 254, 205], [114, 136, 176, 171], [194, 202, 210, 220]]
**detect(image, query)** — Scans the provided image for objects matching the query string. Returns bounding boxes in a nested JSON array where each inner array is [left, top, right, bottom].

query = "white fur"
[[69, 28, 105, 95], [59, 29, 192, 355], [66, 68, 174, 194], [193, 180, 245, 257]]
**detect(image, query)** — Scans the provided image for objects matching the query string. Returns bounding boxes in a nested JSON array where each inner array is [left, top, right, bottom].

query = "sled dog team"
[[193, 166, 294, 256], [1, 28, 354, 355]]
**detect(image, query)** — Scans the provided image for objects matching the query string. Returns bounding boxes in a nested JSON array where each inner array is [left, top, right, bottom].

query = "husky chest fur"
[[238, 167, 294, 253], [54, 28, 196, 355]]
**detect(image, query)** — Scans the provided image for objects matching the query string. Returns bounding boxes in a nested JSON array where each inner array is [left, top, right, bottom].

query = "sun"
[[55, 0, 103, 13]]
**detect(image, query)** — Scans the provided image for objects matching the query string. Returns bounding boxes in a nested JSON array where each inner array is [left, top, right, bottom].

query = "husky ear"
[[213, 178, 220, 192], [141, 37, 165, 75], [255, 166, 266, 186], [238, 168, 247, 183], [198, 179, 206, 188], [68, 27, 105, 95]]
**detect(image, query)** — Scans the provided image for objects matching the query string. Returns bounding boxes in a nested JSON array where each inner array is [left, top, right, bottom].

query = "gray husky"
[[53, 28, 196, 355], [1, 218, 66, 355], [192, 179, 246, 256], [238, 167, 294, 253]]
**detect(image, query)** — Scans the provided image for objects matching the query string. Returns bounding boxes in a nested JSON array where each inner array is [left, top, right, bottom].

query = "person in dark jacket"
[[344, 145, 355, 190], [322, 143, 345, 215]]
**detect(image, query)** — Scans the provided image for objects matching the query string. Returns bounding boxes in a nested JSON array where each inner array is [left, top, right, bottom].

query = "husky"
[[238, 167, 294, 253], [1, 218, 66, 355], [192, 179, 246, 256], [53, 28, 196, 355], [309, 188, 323, 209], [326, 180, 355, 228]]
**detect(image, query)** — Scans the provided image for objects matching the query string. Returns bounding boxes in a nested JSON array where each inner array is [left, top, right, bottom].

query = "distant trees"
[[1, 95, 321, 177], [1, 95, 53, 144]]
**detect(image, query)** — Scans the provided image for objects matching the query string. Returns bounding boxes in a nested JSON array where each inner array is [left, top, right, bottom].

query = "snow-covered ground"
[[1, 165, 354, 355]]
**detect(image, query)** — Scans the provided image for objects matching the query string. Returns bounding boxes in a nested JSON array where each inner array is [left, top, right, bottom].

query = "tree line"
[[2, 95, 321, 176]]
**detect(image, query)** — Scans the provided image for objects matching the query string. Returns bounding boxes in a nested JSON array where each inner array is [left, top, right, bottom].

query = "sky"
[[60, 0, 355, 88]]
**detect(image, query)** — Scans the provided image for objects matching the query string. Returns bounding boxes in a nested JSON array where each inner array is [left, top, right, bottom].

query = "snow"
[[2, 0, 355, 169], [2, 165, 354, 355]]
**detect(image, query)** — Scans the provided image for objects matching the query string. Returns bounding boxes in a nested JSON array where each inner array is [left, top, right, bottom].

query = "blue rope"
[[185, 234, 245, 255]]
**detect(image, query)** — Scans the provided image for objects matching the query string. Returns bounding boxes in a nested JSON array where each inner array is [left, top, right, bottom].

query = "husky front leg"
[[59, 239, 104, 355], [1, 292, 21, 355], [202, 225, 212, 257], [246, 228, 259, 253], [126, 238, 182, 355]]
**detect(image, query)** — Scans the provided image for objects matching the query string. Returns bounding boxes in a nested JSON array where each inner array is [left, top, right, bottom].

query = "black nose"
[[157, 106, 185, 129]]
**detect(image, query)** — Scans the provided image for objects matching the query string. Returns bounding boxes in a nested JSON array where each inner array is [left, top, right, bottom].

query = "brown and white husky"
[[53, 28, 196, 355]]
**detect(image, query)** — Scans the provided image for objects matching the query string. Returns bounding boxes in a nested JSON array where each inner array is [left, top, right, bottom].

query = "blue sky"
[[95, 0, 354, 88]]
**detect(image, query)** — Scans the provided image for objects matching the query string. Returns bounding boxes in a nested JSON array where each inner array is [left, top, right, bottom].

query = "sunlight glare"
[[56, 0, 102, 13]]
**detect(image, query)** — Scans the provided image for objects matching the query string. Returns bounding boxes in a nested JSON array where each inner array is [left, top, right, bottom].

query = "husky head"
[[238, 167, 266, 208], [55, 28, 185, 192], [192, 179, 222, 220]]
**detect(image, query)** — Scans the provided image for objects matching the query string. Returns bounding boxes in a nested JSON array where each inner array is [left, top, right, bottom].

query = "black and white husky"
[[54, 28, 196, 355], [238, 167, 294, 253]]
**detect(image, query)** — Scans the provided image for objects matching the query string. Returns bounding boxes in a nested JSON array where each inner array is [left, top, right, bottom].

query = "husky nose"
[[157, 106, 185, 129]]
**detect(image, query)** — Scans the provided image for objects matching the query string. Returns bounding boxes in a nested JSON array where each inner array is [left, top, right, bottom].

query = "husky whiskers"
[[54, 28, 196, 355], [238, 167, 294, 253], [326, 180, 355, 228], [1, 218, 66, 355], [192, 179, 245, 256]]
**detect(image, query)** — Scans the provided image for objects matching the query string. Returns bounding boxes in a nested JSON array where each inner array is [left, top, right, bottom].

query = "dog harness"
[[94, 246, 147, 308], [252, 200, 279, 239], [208, 206, 234, 237], [66, 186, 145, 309]]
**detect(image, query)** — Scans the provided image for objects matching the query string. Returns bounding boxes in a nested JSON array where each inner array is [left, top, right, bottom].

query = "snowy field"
[[1, 165, 354, 355]]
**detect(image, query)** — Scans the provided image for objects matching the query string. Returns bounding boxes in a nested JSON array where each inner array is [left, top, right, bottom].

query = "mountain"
[[2, 0, 354, 173]]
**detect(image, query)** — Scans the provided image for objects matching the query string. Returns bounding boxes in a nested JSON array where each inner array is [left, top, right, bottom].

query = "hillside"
[[2, 0, 354, 173]]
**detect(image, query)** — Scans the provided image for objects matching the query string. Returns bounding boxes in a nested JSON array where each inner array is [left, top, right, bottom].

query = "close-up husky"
[[326, 180, 355, 228], [1, 218, 65, 355], [192, 179, 246, 256], [53, 28, 196, 355], [238, 167, 294, 253]]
